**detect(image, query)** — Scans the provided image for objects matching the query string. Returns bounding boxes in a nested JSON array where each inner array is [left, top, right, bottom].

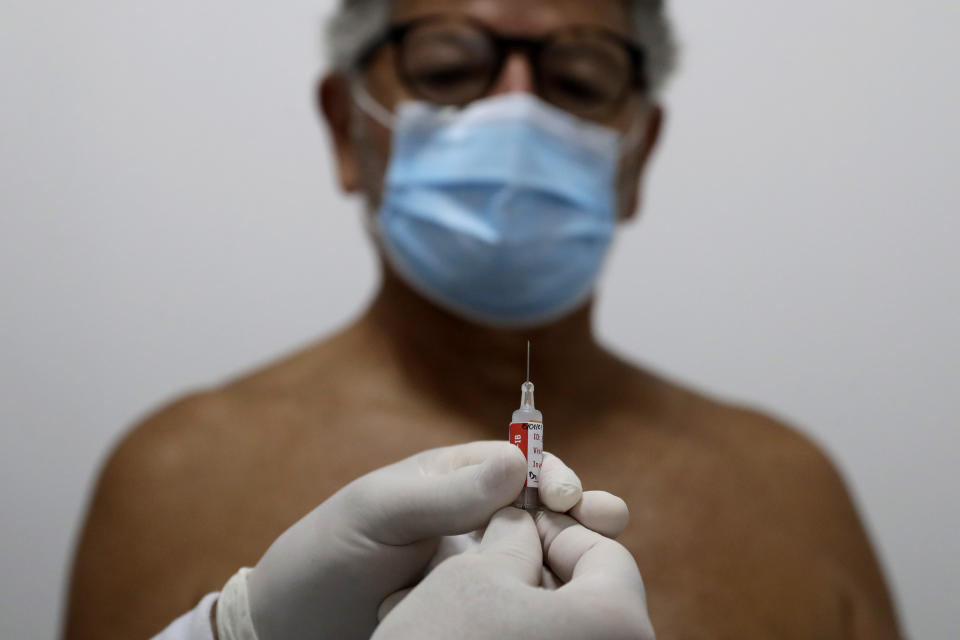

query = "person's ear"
[[318, 73, 359, 193], [620, 104, 664, 222]]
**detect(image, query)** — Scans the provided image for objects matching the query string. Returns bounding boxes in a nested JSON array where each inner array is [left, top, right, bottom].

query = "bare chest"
[[225, 409, 848, 639]]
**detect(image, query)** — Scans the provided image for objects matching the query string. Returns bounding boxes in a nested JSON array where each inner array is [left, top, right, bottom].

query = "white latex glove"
[[372, 506, 655, 640], [422, 451, 629, 580], [244, 442, 626, 640]]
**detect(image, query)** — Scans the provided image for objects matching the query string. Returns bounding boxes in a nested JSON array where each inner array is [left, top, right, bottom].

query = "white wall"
[[1, 1, 956, 637]]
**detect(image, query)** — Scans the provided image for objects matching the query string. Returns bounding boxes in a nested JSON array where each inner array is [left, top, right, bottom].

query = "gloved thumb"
[[361, 441, 528, 545]]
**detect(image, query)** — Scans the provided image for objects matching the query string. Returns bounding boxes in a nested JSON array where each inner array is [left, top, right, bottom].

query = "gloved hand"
[[421, 451, 629, 579], [372, 507, 654, 640], [243, 442, 627, 640]]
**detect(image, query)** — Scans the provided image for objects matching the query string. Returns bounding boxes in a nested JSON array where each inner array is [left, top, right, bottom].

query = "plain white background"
[[1, 0, 957, 637]]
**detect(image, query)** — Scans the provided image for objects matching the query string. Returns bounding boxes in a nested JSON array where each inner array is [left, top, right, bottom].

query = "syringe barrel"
[[509, 405, 544, 511]]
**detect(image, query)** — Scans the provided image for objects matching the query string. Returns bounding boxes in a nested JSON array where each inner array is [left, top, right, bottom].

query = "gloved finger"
[[569, 490, 630, 538], [424, 530, 482, 574], [538, 452, 582, 512], [535, 509, 645, 595], [425, 441, 526, 474], [377, 587, 413, 621], [541, 566, 562, 590], [475, 507, 542, 586], [369, 444, 527, 544]]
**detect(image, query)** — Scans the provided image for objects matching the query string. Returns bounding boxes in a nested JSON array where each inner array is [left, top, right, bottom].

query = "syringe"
[[509, 341, 544, 511]]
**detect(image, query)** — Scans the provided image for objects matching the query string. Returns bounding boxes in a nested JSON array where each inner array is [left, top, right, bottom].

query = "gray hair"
[[325, 1, 678, 96]]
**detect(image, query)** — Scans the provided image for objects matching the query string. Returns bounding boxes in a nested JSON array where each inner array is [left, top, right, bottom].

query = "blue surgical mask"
[[354, 86, 630, 329]]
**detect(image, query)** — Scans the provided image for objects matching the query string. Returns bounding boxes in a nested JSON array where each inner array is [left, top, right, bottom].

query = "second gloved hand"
[[372, 507, 654, 640]]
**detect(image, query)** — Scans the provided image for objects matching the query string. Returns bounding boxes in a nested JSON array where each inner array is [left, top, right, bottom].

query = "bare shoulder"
[[725, 403, 901, 635], [84, 387, 275, 529], [83, 386, 255, 521], [653, 375, 902, 636], [703, 399, 846, 488], [631, 370, 858, 512], [63, 388, 266, 639], [65, 369, 344, 638], [108, 388, 251, 470], [64, 331, 369, 639], [703, 400, 868, 533]]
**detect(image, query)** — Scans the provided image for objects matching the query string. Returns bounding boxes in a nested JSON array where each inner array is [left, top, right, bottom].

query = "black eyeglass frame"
[[355, 14, 649, 118]]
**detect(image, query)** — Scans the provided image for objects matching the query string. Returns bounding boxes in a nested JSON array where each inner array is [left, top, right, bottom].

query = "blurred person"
[[65, 1, 902, 638]]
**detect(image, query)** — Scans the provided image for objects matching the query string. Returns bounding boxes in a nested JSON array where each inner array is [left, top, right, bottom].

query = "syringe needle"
[[526, 340, 531, 383]]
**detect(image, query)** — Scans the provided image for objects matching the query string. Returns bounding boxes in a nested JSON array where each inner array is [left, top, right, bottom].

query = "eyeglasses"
[[358, 15, 647, 121]]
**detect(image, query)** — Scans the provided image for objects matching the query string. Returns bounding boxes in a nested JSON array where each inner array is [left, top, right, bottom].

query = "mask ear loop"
[[619, 106, 648, 157], [346, 79, 397, 239], [350, 78, 397, 130], [612, 105, 651, 221]]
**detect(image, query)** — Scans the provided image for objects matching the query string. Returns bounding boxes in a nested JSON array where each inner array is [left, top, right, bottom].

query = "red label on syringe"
[[509, 421, 543, 488]]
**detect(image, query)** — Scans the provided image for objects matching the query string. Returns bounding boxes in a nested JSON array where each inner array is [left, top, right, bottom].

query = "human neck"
[[357, 269, 612, 426]]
